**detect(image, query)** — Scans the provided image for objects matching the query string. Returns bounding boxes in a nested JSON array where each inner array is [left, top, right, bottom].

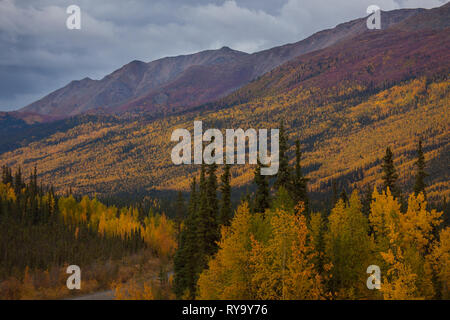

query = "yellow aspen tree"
[[379, 217, 421, 300], [399, 193, 442, 254], [249, 205, 323, 300], [428, 227, 450, 299], [284, 209, 324, 299], [197, 202, 255, 299], [369, 187, 401, 252], [380, 247, 420, 300], [374, 192, 443, 299], [325, 191, 374, 299]]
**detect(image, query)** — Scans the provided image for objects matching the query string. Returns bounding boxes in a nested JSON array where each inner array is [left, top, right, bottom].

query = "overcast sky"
[[0, 0, 447, 111]]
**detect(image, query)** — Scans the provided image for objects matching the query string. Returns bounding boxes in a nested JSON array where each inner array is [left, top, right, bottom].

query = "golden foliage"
[[197, 202, 255, 299], [198, 202, 324, 300], [324, 191, 375, 299]]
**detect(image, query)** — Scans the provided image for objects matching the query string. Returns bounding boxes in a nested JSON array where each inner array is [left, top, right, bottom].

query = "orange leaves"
[[143, 214, 177, 258]]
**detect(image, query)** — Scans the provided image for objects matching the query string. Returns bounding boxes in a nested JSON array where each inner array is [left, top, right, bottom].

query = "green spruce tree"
[[197, 162, 220, 268], [331, 179, 338, 208], [174, 178, 199, 299], [381, 147, 401, 198], [361, 184, 373, 217], [413, 139, 428, 197], [175, 190, 185, 245], [219, 164, 232, 226], [291, 140, 309, 212], [254, 160, 270, 214], [274, 122, 291, 191], [340, 188, 349, 205]]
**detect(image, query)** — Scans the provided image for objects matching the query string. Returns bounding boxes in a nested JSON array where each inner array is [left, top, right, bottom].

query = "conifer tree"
[[206, 163, 220, 250], [206, 163, 219, 221], [174, 178, 199, 299], [254, 161, 270, 214], [413, 139, 428, 197], [174, 191, 185, 245], [362, 184, 373, 217], [14, 166, 23, 194], [197, 163, 220, 269], [274, 122, 291, 191], [240, 190, 254, 214], [340, 188, 349, 205], [219, 164, 232, 226], [2, 165, 12, 184], [291, 140, 309, 212], [331, 179, 338, 208], [381, 147, 401, 199]]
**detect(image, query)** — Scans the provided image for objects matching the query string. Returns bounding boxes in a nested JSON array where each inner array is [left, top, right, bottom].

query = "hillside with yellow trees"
[[0, 5, 448, 212], [0, 76, 447, 210], [0, 5, 450, 212]]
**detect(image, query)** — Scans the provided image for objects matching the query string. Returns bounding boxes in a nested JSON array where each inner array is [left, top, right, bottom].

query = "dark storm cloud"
[[0, 0, 447, 111]]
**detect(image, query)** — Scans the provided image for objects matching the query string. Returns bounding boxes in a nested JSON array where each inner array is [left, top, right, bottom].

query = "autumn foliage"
[[198, 189, 449, 300]]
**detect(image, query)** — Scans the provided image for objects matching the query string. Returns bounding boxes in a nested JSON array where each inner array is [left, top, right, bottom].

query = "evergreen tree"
[[219, 164, 232, 226], [14, 166, 23, 194], [381, 147, 401, 198], [254, 161, 270, 214], [174, 178, 199, 299], [240, 190, 254, 214], [174, 191, 185, 245], [413, 139, 428, 197], [206, 163, 219, 221], [2, 165, 12, 185], [206, 163, 220, 250], [291, 140, 309, 212], [331, 179, 338, 210], [197, 163, 220, 268], [362, 184, 373, 217], [340, 188, 349, 205], [274, 122, 291, 191]]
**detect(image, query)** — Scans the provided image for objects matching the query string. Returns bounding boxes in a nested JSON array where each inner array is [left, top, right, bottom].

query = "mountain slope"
[[20, 47, 248, 117], [17, 8, 423, 119], [1, 4, 448, 209]]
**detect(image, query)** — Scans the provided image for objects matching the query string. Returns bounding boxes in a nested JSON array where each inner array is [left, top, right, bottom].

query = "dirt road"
[[70, 290, 115, 300]]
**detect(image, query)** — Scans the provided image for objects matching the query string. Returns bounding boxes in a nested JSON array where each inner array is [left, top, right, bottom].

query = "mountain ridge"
[[15, 6, 430, 120]]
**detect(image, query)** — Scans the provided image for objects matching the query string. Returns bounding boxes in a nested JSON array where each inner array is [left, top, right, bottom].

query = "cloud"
[[0, 0, 447, 111]]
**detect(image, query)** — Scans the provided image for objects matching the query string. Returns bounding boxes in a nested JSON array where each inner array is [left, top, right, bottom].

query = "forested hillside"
[[0, 5, 448, 211], [0, 165, 176, 299]]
